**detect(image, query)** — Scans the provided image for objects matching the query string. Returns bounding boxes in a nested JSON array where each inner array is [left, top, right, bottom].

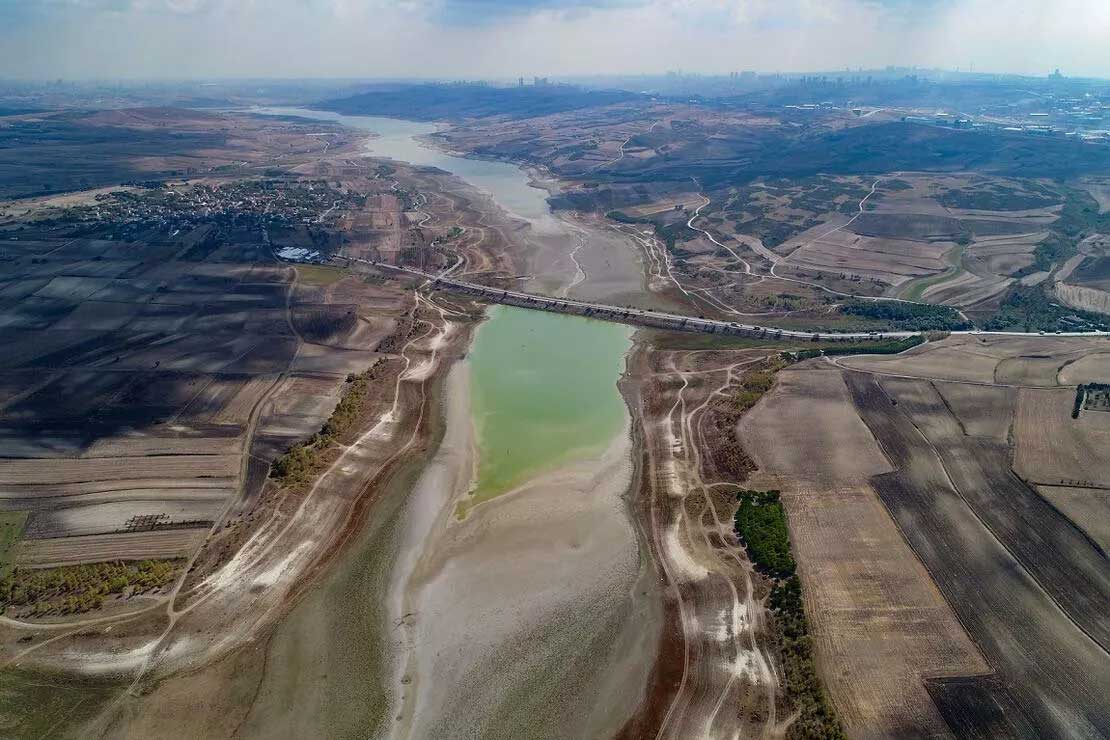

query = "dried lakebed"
[[388, 307, 655, 740], [241, 110, 659, 738]]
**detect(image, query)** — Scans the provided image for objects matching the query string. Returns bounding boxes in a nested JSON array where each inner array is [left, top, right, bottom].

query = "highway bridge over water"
[[342, 258, 1110, 344]]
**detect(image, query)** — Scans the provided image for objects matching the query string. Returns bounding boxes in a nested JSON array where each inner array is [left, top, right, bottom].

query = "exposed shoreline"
[[382, 306, 660, 737], [0, 108, 666, 738]]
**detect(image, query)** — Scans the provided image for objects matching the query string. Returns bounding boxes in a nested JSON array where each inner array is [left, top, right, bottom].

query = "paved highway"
[[342, 257, 1110, 343]]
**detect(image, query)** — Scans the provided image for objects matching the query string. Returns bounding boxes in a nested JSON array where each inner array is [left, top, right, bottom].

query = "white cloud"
[[0, 0, 1107, 79]]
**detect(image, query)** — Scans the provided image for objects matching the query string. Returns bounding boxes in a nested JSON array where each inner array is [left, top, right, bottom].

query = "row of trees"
[[270, 362, 383, 486], [734, 490, 845, 739]]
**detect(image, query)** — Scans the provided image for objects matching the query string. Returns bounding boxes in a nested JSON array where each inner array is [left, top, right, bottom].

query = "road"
[[686, 175, 971, 322], [591, 119, 662, 172], [341, 257, 1110, 343]]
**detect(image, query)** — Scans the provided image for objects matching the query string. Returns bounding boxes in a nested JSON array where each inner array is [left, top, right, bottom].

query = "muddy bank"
[[615, 338, 787, 740], [77, 109, 665, 739], [386, 312, 661, 738]]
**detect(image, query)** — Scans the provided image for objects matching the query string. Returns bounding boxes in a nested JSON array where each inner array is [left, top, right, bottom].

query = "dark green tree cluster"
[[995, 188, 1110, 330], [984, 285, 1107, 333], [735, 489, 845, 739], [840, 300, 969, 331], [0, 559, 178, 616], [790, 335, 924, 362], [734, 490, 795, 578], [1030, 187, 1110, 275], [604, 210, 641, 225]]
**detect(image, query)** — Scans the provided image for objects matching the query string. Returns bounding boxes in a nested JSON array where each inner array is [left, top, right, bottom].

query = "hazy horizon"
[[1, 0, 1108, 82]]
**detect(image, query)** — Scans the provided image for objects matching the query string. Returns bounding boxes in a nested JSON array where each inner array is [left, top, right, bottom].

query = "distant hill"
[[0, 107, 45, 118], [583, 121, 1110, 188], [320, 83, 638, 121], [707, 121, 1110, 183]]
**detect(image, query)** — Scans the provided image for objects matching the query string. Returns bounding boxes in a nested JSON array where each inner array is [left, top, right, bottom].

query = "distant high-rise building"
[[518, 76, 524, 87]]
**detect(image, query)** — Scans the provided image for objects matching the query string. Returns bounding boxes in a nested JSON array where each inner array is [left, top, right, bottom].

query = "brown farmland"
[[741, 336, 1110, 738]]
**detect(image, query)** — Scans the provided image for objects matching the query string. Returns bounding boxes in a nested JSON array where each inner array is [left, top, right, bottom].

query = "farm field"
[[876, 376, 1110, 649], [0, 234, 316, 568], [0, 153, 429, 606], [0, 222, 462, 733], [740, 336, 1110, 738], [845, 370, 1109, 737], [739, 364, 988, 737], [836, 333, 1110, 385], [1013, 387, 1110, 488]]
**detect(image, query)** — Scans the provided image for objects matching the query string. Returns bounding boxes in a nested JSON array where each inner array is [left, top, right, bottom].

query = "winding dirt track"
[[685, 174, 966, 318], [634, 348, 789, 739], [4, 280, 463, 726]]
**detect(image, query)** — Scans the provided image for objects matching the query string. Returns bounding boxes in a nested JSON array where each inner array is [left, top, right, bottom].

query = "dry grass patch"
[[16, 530, 205, 568], [1014, 387, 1110, 487]]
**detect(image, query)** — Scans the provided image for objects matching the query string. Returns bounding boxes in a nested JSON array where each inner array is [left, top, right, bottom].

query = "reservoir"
[[254, 107, 632, 509], [466, 305, 630, 509], [243, 106, 649, 740]]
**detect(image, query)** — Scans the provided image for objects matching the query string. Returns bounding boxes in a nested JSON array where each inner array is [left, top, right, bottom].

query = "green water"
[[465, 306, 631, 511]]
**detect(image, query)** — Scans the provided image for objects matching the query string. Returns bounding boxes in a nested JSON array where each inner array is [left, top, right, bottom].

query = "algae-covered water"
[[466, 305, 630, 508]]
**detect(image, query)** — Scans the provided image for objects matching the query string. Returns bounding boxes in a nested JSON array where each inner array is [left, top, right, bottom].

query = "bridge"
[[341, 258, 1110, 344]]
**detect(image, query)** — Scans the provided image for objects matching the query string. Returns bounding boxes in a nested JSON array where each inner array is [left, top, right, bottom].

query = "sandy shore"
[[386, 358, 661, 739]]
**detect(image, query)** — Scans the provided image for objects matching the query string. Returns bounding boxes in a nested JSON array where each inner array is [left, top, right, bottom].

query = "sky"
[[1, 0, 1108, 80]]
